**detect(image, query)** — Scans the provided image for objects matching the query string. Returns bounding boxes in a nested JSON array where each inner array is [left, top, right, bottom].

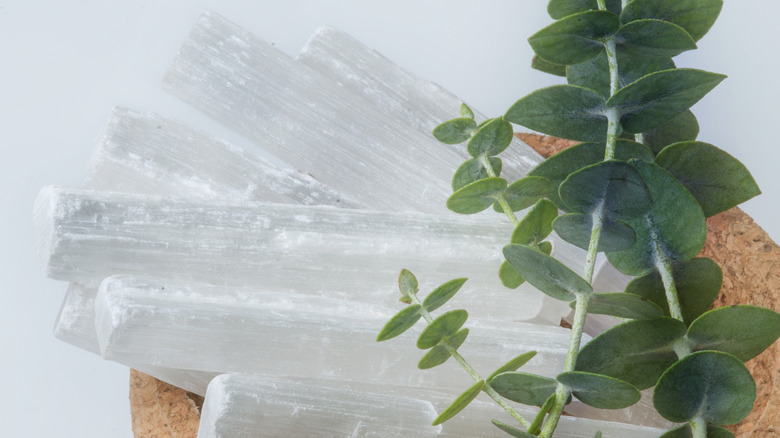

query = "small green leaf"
[[529, 11, 620, 66], [433, 117, 477, 144], [511, 199, 559, 245], [423, 278, 468, 312], [398, 269, 418, 299], [547, 0, 622, 20], [607, 68, 726, 134], [553, 213, 636, 252], [557, 371, 641, 409], [655, 141, 761, 217], [499, 261, 525, 289], [568, 49, 675, 98], [642, 110, 699, 155], [490, 372, 557, 406], [493, 176, 553, 212], [467, 118, 514, 157], [659, 424, 734, 438], [529, 394, 556, 435], [376, 304, 422, 341], [594, 432, 602, 438], [624, 258, 722, 325], [503, 244, 592, 301], [537, 241, 553, 255], [460, 103, 475, 119], [417, 309, 469, 349], [505, 85, 607, 142], [687, 305, 780, 361], [532, 54, 567, 77], [606, 160, 706, 276], [576, 318, 686, 389], [491, 419, 537, 438], [580, 292, 665, 320], [653, 351, 756, 425], [452, 157, 503, 191], [488, 351, 538, 381], [432, 380, 485, 425], [707, 426, 736, 438], [528, 140, 653, 209], [418, 328, 469, 369], [559, 160, 652, 217], [621, 0, 723, 42], [447, 177, 507, 214], [614, 19, 697, 58]]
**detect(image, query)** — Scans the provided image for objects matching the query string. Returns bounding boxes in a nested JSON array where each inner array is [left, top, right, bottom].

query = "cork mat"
[[129, 134, 779, 437]]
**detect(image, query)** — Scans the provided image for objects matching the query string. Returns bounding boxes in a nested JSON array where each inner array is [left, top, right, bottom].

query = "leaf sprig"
[[378, 1, 779, 437]]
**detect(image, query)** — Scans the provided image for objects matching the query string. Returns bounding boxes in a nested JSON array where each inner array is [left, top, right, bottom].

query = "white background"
[[2, 1, 778, 436]]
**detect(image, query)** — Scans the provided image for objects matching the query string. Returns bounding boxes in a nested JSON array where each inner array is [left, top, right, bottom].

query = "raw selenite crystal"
[[86, 107, 357, 208], [295, 26, 541, 180], [162, 11, 543, 215], [94, 275, 575, 389], [199, 375, 667, 438], [198, 374, 441, 438], [36, 185, 554, 322]]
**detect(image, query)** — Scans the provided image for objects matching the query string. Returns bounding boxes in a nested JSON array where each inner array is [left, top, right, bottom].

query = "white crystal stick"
[[163, 11, 544, 214], [295, 26, 541, 179], [198, 374, 442, 438], [95, 275, 575, 388], [35, 185, 550, 321], [85, 107, 358, 208]]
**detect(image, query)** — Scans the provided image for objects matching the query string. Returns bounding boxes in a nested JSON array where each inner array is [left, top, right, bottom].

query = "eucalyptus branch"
[[479, 154, 520, 226]]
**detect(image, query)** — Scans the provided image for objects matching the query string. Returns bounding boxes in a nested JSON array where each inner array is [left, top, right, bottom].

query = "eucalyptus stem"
[[407, 290, 532, 429], [655, 250, 685, 322], [584, 205, 605, 284], [690, 416, 708, 438], [479, 154, 520, 226]]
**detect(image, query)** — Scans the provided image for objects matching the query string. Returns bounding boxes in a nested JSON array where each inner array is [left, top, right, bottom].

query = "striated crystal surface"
[[95, 275, 575, 388], [36, 185, 551, 322], [162, 11, 544, 215], [295, 26, 541, 180]]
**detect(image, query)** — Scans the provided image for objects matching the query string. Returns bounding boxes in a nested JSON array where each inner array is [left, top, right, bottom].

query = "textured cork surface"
[[129, 134, 778, 436]]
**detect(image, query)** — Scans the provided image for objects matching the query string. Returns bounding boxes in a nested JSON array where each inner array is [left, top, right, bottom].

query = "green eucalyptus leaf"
[[447, 177, 507, 214], [417, 309, 469, 349], [532, 54, 567, 77], [655, 141, 761, 217], [625, 258, 722, 325], [452, 157, 503, 191], [607, 68, 726, 134], [460, 103, 475, 119], [614, 19, 697, 58], [576, 317, 686, 389], [553, 213, 636, 252], [653, 351, 756, 425], [594, 433, 602, 438], [499, 261, 525, 289], [418, 328, 469, 369], [548, 0, 622, 19], [557, 371, 641, 409], [399, 269, 418, 298], [467, 118, 515, 157], [491, 419, 537, 438], [505, 85, 607, 142], [642, 110, 699, 154], [503, 244, 592, 301], [529, 11, 620, 65], [488, 351, 538, 381], [511, 199, 559, 245], [423, 278, 468, 312], [528, 140, 653, 208], [490, 372, 557, 406], [687, 305, 780, 361], [432, 380, 485, 426], [621, 0, 723, 42], [376, 304, 422, 342], [659, 424, 735, 438], [493, 176, 553, 212], [606, 160, 706, 276], [579, 292, 665, 320], [568, 49, 674, 98], [537, 241, 553, 255], [559, 160, 652, 217], [433, 118, 477, 144], [529, 394, 556, 435]]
